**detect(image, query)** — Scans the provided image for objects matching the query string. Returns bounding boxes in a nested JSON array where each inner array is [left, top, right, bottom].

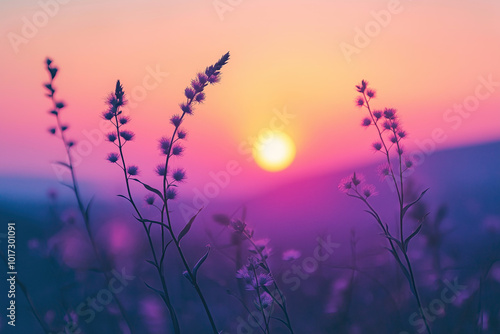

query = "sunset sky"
[[1, 0, 499, 199]]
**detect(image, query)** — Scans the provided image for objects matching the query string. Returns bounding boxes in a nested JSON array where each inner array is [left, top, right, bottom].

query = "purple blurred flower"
[[362, 184, 377, 198], [170, 115, 182, 127], [172, 145, 184, 156], [282, 249, 301, 261], [158, 137, 170, 155], [127, 165, 139, 176], [404, 158, 414, 168], [180, 103, 192, 115], [351, 172, 364, 186], [197, 72, 208, 85], [102, 110, 114, 120], [372, 142, 382, 151], [107, 133, 117, 142], [145, 195, 155, 205], [377, 164, 391, 179], [366, 88, 376, 98], [119, 116, 130, 125], [107, 152, 119, 163], [184, 87, 196, 99], [172, 168, 186, 182], [195, 92, 205, 103], [356, 80, 368, 93], [191, 79, 203, 92], [120, 130, 135, 141], [355, 96, 365, 107], [383, 108, 397, 119], [230, 219, 246, 233], [155, 164, 166, 176], [177, 129, 187, 139], [338, 176, 353, 193], [166, 188, 177, 200], [257, 292, 273, 309]]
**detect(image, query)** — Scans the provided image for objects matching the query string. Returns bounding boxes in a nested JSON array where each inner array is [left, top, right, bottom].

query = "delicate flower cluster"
[[103, 81, 141, 177], [236, 256, 275, 314], [236, 262, 274, 291], [343, 80, 432, 333], [158, 53, 230, 190], [230, 218, 253, 236], [356, 81, 410, 160], [339, 172, 378, 199], [227, 217, 298, 327], [44, 58, 75, 148], [349, 80, 415, 192]]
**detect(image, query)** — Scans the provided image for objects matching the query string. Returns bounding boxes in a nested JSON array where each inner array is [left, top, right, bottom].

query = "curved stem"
[[49, 83, 135, 334], [112, 112, 180, 334]]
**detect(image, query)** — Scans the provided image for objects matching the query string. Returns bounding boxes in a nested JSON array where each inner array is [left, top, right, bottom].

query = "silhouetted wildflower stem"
[[104, 81, 181, 334], [105, 52, 229, 334], [44, 59, 135, 334], [231, 219, 295, 334], [340, 80, 432, 334], [157, 52, 230, 334]]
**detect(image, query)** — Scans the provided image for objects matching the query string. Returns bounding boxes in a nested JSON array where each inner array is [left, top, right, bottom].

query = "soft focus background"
[[1, 0, 500, 333]]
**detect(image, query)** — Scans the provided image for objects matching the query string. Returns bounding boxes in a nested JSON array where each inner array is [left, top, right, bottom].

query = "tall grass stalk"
[[231, 219, 295, 334], [105, 52, 230, 334], [44, 58, 135, 334], [339, 80, 432, 334]]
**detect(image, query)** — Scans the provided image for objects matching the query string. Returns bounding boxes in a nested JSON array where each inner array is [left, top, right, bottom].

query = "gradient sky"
[[1, 0, 499, 199]]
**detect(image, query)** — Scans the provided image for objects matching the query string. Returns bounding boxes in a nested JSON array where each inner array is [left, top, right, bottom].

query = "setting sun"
[[253, 131, 296, 172]]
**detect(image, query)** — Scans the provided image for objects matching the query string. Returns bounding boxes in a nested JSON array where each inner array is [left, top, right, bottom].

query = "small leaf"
[[145, 260, 158, 268], [364, 210, 379, 222], [117, 194, 132, 203], [131, 178, 163, 200], [404, 223, 423, 252], [163, 239, 173, 254], [386, 235, 404, 251], [192, 246, 210, 282], [144, 282, 165, 297], [54, 161, 71, 169], [85, 196, 95, 220], [59, 182, 74, 191], [49, 67, 58, 79], [178, 208, 203, 242], [402, 188, 429, 218], [137, 217, 170, 229], [183, 271, 194, 285]]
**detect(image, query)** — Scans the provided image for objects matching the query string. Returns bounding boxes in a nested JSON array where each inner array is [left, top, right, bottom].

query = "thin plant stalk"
[[44, 60, 135, 334], [108, 101, 180, 334], [157, 53, 230, 334], [341, 80, 433, 334], [361, 90, 432, 334], [243, 231, 295, 334]]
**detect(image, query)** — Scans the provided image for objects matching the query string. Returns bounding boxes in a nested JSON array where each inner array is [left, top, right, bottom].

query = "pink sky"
[[1, 0, 499, 198]]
